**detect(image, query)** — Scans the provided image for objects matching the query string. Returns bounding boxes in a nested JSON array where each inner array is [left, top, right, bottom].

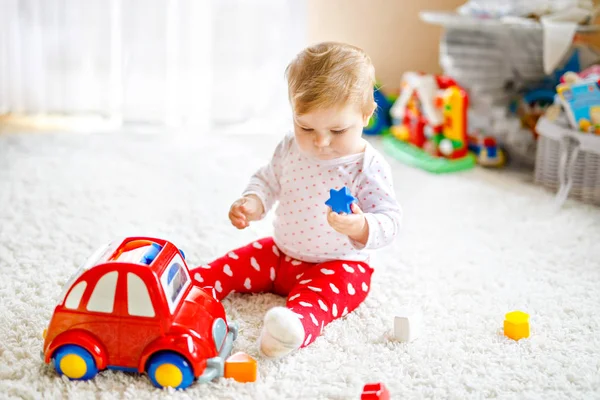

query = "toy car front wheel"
[[52, 344, 98, 381], [147, 352, 194, 390]]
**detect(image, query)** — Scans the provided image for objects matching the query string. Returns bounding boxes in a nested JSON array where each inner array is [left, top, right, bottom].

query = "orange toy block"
[[504, 311, 530, 341], [224, 352, 257, 383]]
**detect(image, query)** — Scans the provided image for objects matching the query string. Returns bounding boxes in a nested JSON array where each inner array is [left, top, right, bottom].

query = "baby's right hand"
[[229, 195, 264, 229]]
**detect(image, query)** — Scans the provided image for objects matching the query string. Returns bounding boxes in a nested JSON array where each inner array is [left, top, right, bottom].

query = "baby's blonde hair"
[[285, 42, 376, 116]]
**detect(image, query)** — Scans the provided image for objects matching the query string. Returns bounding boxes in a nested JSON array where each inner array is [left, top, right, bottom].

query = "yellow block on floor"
[[224, 352, 257, 383], [504, 311, 530, 341]]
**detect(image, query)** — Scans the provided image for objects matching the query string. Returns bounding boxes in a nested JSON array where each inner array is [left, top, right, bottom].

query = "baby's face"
[[293, 103, 370, 160]]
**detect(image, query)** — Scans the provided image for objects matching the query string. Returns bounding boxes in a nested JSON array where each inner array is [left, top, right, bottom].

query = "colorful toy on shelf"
[[224, 352, 257, 383], [361, 382, 391, 400], [516, 89, 557, 138], [325, 186, 356, 214], [384, 72, 476, 173], [42, 237, 238, 390], [393, 307, 422, 343], [364, 83, 396, 136], [569, 64, 600, 82], [503, 310, 530, 341], [557, 73, 600, 134], [512, 49, 582, 138], [467, 132, 506, 167]]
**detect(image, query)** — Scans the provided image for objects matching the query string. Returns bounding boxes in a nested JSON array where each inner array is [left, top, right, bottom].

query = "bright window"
[[160, 254, 190, 313], [87, 271, 118, 313], [64, 281, 87, 310], [127, 273, 155, 317]]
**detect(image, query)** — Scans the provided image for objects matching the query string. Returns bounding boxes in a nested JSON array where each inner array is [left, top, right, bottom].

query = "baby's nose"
[[314, 134, 331, 147]]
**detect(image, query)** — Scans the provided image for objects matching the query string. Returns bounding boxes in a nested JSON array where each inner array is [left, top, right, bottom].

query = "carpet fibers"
[[0, 130, 599, 399]]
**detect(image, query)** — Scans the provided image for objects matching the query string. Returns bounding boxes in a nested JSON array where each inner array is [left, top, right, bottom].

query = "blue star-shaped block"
[[325, 186, 356, 214]]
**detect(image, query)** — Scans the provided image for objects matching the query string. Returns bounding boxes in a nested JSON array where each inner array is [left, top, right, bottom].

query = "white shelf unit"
[[420, 11, 600, 32], [419, 10, 600, 168]]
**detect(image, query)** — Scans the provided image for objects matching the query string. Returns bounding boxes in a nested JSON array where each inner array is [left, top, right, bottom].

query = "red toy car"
[[42, 237, 238, 389]]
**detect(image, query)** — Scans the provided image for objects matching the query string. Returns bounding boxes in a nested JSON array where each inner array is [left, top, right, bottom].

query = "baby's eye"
[[301, 127, 314, 132], [331, 129, 348, 134]]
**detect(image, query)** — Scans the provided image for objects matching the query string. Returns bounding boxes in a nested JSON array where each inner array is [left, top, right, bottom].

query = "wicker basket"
[[534, 117, 600, 207]]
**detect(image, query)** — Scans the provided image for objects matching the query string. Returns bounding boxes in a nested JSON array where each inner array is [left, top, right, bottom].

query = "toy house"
[[384, 71, 506, 172], [389, 72, 469, 159]]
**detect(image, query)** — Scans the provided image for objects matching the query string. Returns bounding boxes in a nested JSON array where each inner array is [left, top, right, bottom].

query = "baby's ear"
[[362, 101, 377, 126]]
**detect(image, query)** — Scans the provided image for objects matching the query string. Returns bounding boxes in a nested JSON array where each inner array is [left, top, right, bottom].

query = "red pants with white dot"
[[190, 237, 373, 347]]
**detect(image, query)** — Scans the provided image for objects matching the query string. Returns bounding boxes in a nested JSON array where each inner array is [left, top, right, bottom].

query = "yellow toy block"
[[504, 311, 530, 341], [224, 352, 257, 383]]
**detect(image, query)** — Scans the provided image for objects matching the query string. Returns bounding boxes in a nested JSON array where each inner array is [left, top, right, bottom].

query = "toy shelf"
[[419, 10, 600, 32]]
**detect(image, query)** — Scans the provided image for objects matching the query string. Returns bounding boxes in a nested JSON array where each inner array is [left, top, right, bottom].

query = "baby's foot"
[[259, 307, 305, 359]]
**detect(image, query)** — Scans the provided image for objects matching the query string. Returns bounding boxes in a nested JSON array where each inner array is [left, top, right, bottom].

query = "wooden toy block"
[[504, 311, 530, 341], [224, 352, 257, 383], [361, 382, 390, 400], [393, 307, 422, 342]]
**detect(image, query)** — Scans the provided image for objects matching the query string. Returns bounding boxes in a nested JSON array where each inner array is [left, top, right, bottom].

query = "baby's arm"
[[240, 135, 291, 217], [352, 157, 402, 249]]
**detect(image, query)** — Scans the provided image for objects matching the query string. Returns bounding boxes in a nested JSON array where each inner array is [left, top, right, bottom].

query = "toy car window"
[[82, 242, 114, 270], [112, 243, 163, 266], [114, 245, 153, 264], [87, 271, 118, 313], [127, 273, 155, 317], [160, 254, 190, 313], [64, 281, 87, 310], [57, 242, 113, 305]]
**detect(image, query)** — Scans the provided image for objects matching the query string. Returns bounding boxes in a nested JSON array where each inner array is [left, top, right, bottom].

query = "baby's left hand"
[[327, 203, 369, 245]]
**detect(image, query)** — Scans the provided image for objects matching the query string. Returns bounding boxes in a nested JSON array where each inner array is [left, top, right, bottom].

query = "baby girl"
[[190, 42, 402, 358]]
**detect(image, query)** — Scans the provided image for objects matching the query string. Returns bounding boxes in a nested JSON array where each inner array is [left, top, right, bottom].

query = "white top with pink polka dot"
[[243, 133, 402, 263]]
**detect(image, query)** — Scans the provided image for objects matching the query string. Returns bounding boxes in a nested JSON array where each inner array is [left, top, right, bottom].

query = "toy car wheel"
[[52, 344, 98, 381], [147, 352, 194, 390]]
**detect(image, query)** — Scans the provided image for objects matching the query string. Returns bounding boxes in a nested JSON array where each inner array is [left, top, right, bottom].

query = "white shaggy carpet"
[[0, 128, 599, 400]]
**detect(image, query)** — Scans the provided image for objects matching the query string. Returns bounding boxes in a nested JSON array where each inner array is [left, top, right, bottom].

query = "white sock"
[[259, 307, 305, 359]]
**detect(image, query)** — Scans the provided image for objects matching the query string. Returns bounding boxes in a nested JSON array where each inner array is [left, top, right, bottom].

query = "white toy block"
[[393, 307, 422, 342]]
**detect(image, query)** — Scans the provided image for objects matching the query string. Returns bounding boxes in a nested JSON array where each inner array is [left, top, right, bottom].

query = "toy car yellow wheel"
[[147, 352, 194, 389], [53, 345, 98, 381]]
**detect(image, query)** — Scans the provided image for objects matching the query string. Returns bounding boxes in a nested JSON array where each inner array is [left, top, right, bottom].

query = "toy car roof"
[[82, 237, 178, 274], [56, 237, 182, 308]]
